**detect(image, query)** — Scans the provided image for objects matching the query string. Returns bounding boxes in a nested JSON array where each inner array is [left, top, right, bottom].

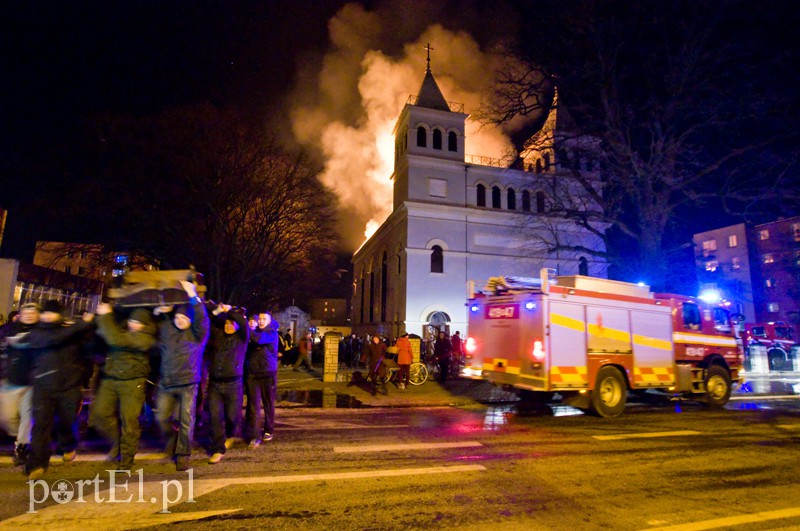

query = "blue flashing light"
[[524, 301, 536, 310], [636, 281, 647, 287], [698, 289, 721, 303], [470, 304, 480, 313]]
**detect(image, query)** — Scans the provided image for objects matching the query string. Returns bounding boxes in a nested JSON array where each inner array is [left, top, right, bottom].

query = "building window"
[[80, 251, 88, 259], [369, 271, 375, 322], [536, 191, 546, 213], [507, 188, 516, 210], [758, 229, 770, 240], [702, 239, 716, 257], [521, 190, 531, 212], [476, 184, 486, 207], [448, 131, 457, 152], [765, 278, 776, 288], [67, 251, 74, 259], [430, 245, 443, 273], [762, 253, 774, 264], [579, 257, 589, 276], [381, 252, 388, 322], [728, 234, 738, 248], [491, 186, 501, 208], [432, 129, 442, 150], [416, 126, 426, 147], [704, 260, 718, 272], [767, 302, 780, 313], [65, 266, 71, 274], [793, 223, 800, 242], [731, 256, 741, 270], [535, 160, 542, 173], [78, 266, 86, 276], [544, 153, 551, 171]]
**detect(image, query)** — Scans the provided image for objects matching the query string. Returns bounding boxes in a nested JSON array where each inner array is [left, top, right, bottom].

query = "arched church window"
[[522, 190, 531, 212], [431, 245, 444, 273], [433, 129, 442, 150], [544, 153, 551, 170], [536, 191, 546, 213], [536, 159, 542, 173], [476, 184, 486, 207], [417, 126, 427, 147], [579, 256, 589, 276], [507, 188, 516, 210], [448, 131, 457, 152], [492, 186, 501, 208], [369, 270, 375, 322], [381, 252, 388, 322]]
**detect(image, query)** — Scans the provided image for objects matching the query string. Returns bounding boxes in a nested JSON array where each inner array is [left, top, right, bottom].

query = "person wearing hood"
[[0, 303, 40, 466], [244, 311, 279, 449], [89, 303, 157, 470], [206, 304, 249, 464], [153, 281, 210, 472], [15, 300, 94, 480]]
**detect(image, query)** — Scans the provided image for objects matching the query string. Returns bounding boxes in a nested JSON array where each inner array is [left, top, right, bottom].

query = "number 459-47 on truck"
[[462, 270, 744, 417]]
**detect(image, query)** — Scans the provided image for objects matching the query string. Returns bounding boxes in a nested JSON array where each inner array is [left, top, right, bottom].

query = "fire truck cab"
[[463, 270, 744, 417], [743, 322, 798, 371]]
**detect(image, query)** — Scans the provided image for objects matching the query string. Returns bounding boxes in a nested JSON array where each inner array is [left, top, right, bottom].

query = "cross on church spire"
[[425, 42, 434, 72]]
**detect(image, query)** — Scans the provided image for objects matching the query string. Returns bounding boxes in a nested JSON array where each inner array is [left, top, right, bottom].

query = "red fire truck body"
[[463, 271, 744, 417], [742, 322, 798, 371]]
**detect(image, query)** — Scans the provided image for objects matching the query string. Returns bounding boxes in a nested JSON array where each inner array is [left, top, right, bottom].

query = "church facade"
[[351, 63, 607, 341]]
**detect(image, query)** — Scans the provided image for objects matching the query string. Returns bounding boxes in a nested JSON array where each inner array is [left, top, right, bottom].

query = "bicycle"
[[424, 353, 464, 382], [380, 360, 429, 386]]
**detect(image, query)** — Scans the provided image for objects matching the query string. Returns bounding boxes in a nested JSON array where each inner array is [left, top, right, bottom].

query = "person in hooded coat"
[[89, 303, 157, 470]]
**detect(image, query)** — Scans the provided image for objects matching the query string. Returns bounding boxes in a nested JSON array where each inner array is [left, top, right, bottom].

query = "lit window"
[[702, 239, 717, 257], [758, 229, 770, 240], [731, 257, 741, 270], [767, 302, 780, 313], [728, 234, 738, 248], [762, 253, 774, 264], [705, 260, 718, 272], [765, 278, 776, 288]]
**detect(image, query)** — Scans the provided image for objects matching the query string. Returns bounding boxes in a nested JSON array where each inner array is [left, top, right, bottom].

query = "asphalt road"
[[1, 395, 799, 530]]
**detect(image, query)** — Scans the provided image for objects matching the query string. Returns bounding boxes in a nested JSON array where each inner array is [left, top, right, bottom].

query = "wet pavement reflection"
[[277, 389, 366, 409]]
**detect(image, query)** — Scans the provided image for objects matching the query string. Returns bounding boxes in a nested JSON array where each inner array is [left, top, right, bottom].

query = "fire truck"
[[463, 270, 744, 417], [742, 322, 798, 371]]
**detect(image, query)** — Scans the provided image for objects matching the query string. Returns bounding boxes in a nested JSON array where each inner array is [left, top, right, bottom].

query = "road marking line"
[[0, 452, 169, 466], [730, 395, 800, 400], [593, 430, 701, 441], [643, 506, 800, 530], [280, 423, 410, 431], [334, 441, 483, 453], [777, 424, 800, 430], [0, 465, 486, 529]]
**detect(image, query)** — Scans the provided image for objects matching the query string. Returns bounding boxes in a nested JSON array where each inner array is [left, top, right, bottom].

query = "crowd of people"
[[0, 281, 284, 480]]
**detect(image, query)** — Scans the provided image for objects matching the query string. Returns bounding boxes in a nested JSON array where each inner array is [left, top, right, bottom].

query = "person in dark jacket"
[[365, 334, 387, 395], [244, 311, 279, 449], [89, 303, 157, 470], [15, 300, 94, 480], [0, 304, 39, 465], [153, 281, 209, 471], [206, 304, 249, 464], [434, 331, 453, 384]]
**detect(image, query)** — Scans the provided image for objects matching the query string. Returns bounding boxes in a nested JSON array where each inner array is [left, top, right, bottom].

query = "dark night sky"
[[2, 0, 799, 263]]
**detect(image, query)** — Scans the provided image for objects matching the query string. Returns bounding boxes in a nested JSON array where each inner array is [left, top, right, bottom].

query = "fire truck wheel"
[[704, 365, 732, 407], [767, 349, 787, 371], [590, 366, 627, 418]]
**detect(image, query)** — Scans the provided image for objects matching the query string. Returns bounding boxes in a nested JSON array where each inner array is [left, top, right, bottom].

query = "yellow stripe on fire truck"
[[550, 366, 588, 384], [632, 334, 672, 352], [633, 366, 675, 384], [673, 332, 738, 348], [587, 323, 630, 343], [482, 359, 521, 375], [550, 313, 584, 332]]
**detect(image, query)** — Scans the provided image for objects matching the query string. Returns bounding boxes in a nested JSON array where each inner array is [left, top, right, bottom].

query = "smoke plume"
[[290, 3, 533, 250]]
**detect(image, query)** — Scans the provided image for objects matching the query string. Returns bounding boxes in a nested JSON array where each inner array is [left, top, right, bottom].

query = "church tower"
[[391, 47, 469, 209]]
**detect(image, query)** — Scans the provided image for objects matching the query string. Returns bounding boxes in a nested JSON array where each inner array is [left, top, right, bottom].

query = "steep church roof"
[[414, 51, 451, 112]]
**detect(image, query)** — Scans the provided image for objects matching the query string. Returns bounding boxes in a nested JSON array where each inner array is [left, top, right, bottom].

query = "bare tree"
[[481, 1, 799, 290], [62, 104, 338, 309]]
